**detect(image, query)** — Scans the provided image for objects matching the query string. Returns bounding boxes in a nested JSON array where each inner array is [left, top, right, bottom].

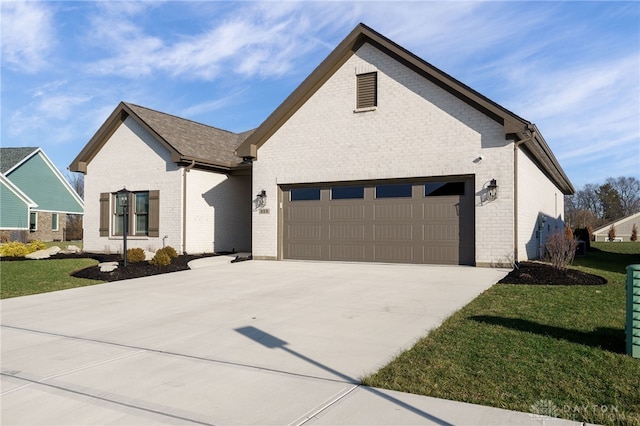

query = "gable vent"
[[356, 72, 377, 109]]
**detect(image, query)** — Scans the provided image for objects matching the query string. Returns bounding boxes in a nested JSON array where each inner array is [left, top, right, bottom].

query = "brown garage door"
[[282, 178, 475, 265]]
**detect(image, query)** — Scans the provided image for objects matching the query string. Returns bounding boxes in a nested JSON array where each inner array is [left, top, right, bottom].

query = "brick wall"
[[517, 148, 565, 260], [252, 42, 515, 264], [83, 117, 183, 254]]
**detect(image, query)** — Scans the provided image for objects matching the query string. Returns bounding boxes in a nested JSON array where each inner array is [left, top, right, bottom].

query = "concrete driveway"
[[2, 259, 565, 425]]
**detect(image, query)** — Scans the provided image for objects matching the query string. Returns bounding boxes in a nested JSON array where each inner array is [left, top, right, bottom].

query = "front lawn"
[[363, 242, 640, 425], [0, 258, 102, 299]]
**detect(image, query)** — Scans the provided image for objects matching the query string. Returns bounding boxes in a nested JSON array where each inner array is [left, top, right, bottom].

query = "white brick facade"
[[517, 149, 565, 260], [252, 43, 516, 264], [84, 117, 250, 255]]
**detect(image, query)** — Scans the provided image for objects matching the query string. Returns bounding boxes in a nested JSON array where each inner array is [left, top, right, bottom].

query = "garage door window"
[[290, 188, 321, 201], [331, 186, 364, 200], [425, 182, 465, 196], [375, 184, 412, 198]]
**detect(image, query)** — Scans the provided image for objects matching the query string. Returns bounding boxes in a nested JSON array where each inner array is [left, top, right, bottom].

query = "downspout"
[[182, 160, 196, 254], [513, 131, 535, 263]]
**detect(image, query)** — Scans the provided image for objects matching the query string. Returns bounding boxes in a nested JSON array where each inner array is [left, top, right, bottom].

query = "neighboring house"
[[69, 102, 252, 255], [235, 23, 574, 266], [593, 212, 640, 242], [0, 147, 84, 242]]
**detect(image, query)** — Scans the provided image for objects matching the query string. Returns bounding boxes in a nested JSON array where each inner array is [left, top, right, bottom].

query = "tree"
[[597, 183, 624, 221], [606, 176, 640, 216], [608, 225, 616, 242], [632, 224, 638, 242], [65, 172, 84, 241]]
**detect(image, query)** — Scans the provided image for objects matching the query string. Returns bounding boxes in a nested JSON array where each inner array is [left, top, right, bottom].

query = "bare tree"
[[65, 172, 84, 241], [605, 176, 640, 216]]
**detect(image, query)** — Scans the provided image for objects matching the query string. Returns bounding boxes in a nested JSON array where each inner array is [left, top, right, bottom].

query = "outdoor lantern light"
[[255, 190, 267, 209], [116, 187, 131, 267], [487, 179, 498, 201]]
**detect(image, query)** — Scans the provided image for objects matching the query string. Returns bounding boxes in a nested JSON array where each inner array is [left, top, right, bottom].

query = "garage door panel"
[[286, 243, 323, 260], [329, 224, 365, 240], [330, 244, 366, 261], [374, 204, 414, 220], [287, 205, 323, 221], [373, 224, 413, 240], [287, 225, 322, 240], [329, 205, 365, 220], [374, 245, 415, 262]]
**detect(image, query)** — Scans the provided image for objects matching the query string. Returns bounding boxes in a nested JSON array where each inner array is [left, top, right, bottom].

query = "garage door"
[[282, 178, 475, 265]]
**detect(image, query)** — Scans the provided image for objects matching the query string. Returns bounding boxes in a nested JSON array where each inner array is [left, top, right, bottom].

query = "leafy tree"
[[606, 176, 640, 216]]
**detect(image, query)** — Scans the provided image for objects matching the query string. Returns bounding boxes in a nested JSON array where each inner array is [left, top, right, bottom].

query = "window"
[[375, 184, 412, 198], [29, 212, 37, 232], [331, 186, 364, 200], [290, 188, 321, 201], [101, 190, 159, 238], [424, 182, 465, 197], [356, 72, 377, 109], [52, 213, 59, 231]]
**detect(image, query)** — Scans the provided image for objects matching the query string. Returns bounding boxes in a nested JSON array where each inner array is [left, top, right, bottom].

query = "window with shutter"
[[356, 72, 377, 109]]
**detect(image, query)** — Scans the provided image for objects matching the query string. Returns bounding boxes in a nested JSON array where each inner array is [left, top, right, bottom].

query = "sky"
[[1, 1, 638, 190]]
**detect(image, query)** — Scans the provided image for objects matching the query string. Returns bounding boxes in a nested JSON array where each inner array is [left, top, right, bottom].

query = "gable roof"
[[0, 147, 39, 174], [69, 102, 253, 173], [592, 211, 640, 234], [0, 174, 37, 207], [235, 23, 574, 195], [3, 148, 84, 214]]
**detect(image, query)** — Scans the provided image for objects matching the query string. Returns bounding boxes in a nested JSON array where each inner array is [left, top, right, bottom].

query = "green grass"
[[0, 258, 102, 299], [363, 242, 640, 425]]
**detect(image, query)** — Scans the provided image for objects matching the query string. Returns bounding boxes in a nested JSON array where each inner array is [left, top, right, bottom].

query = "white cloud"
[[0, 0, 55, 72], [180, 89, 248, 118]]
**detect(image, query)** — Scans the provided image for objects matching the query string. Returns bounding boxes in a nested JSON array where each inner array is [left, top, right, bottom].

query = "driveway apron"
[[2, 260, 510, 425]]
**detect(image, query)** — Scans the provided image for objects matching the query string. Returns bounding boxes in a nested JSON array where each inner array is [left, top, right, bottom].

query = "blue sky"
[[1, 1, 638, 190]]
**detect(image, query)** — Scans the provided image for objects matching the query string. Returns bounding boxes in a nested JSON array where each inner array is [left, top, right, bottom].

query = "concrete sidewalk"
[[1, 260, 580, 425]]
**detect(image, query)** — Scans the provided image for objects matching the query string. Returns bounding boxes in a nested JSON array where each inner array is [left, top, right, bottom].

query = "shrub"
[[564, 224, 573, 240], [162, 246, 179, 259], [607, 225, 616, 242], [632, 224, 638, 242], [544, 231, 578, 271], [150, 249, 171, 266], [126, 248, 146, 263], [0, 241, 29, 257], [573, 227, 591, 251], [27, 240, 47, 253]]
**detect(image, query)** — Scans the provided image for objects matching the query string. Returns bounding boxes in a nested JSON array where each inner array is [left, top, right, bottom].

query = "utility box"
[[627, 265, 640, 358]]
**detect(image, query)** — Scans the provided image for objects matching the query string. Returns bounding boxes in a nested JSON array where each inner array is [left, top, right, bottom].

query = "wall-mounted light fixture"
[[486, 179, 498, 201], [254, 190, 267, 210]]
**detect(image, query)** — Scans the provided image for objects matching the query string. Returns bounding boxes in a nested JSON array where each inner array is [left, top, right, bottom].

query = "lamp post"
[[116, 188, 130, 268]]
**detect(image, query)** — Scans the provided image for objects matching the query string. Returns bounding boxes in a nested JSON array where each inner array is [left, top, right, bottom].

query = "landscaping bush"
[[544, 231, 578, 270], [162, 246, 179, 259], [126, 248, 146, 263], [608, 224, 616, 242], [0, 242, 29, 257], [150, 249, 171, 266], [632, 224, 638, 242], [27, 240, 47, 252], [573, 227, 591, 251]]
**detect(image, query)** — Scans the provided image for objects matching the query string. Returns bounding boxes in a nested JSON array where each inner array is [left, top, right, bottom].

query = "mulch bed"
[[1, 252, 219, 282], [498, 261, 607, 286]]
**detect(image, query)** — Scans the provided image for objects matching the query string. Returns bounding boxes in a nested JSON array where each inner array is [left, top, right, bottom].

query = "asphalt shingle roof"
[[0, 147, 38, 174], [125, 103, 253, 168]]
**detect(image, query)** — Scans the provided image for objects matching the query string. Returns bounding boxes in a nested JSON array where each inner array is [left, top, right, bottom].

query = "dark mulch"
[[498, 261, 607, 286], [1, 252, 219, 282]]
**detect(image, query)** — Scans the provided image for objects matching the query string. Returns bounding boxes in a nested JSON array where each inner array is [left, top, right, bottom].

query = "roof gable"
[[235, 23, 574, 194], [0, 147, 39, 174], [69, 102, 253, 173], [593, 212, 640, 234], [5, 149, 83, 214]]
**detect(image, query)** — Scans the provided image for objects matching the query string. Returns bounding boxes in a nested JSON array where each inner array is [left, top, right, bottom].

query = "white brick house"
[[70, 102, 252, 255], [235, 24, 574, 266]]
